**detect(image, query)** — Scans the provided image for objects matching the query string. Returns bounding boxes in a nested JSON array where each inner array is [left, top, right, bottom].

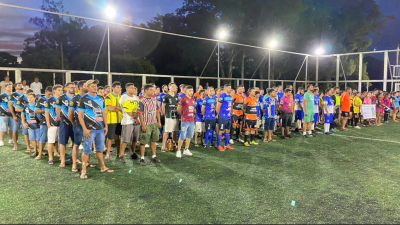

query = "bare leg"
[[140, 144, 145, 157], [54, 141, 60, 156], [119, 142, 127, 158], [150, 141, 157, 156], [194, 132, 198, 145], [185, 138, 191, 149], [81, 153, 89, 177], [106, 138, 112, 158], [177, 139, 184, 151], [12, 132, 18, 150], [161, 132, 170, 149], [0, 131, 5, 142], [114, 135, 120, 155], [72, 144, 79, 170], [96, 152, 107, 170], [59, 144, 66, 167], [47, 143, 54, 163]]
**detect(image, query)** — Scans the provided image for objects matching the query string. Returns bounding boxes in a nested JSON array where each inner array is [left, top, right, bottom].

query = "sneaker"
[[244, 142, 251, 147], [225, 145, 234, 150], [204, 144, 209, 149], [331, 128, 338, 133], [229, 139, 234, 144], [286, 135, 292, 138], [139, 159, 146, 166], [183, 149, 193, 156], [325, 132, 332, 135], [117, 157, 126, 163], [281, 136, 285, 139], [79, 144, 83, 150], [307, 134, 314, 138], [250, 141, 258, 145], [354, 126, 361, 129], [217, 146, 225, 152], [145, 144, 149, 148], [385, 121, 389, 124], [176, 150, 182, 158], [238, 138, 244, 143], [0, 141, 4, 146], [303, 135, 308, 138], [8, 139, 12, 144], [151, 157, 161, 163], [294, 128, 299, 132], [131, 153, 138, 160]]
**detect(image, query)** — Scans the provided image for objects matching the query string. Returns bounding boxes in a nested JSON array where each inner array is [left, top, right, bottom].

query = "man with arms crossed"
[[161, 83, 180, 153], [176, 85, 195, 157], [216, 84, 234, 151], [105, 81, 122, 159]]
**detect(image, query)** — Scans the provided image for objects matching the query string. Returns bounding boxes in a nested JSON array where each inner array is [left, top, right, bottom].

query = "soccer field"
[[1, 123, 400, 224]]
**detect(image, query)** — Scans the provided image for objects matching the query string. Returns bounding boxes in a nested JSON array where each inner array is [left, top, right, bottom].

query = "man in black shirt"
[[161, 83, 180, 152], [34, 86, 53, 159], [0, 83, 13, 146]]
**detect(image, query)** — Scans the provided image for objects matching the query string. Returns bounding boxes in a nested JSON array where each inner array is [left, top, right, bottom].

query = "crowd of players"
[[0, 78, 397, 179]]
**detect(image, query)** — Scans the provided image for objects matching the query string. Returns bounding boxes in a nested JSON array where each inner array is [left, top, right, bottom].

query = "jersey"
[[157, 92, 167, 108], [45, 96, 60, 127], [263, 97, 276, 118], [77, 94, 105, 130], [162, 93, 180, 119], [179, 93, 186, 99], [294, 93, 304, 111], [303, 92, 314, 114], [55, 93, 73, 125], [323, 95, 334, 114], [195, 98, 204, 122], [15, 95, 29, 120], [120, 94, 139, 125], [105, 93, 122, 124], [35, 96, 48, 126], [243, 96, 258, 120], [314, 94, 320, 114], [203, 95, 217, 120], [69, 94, 83, 127], [0, 92, 11, 117], [23, 103, 39, 129], [353, 96, 362, 113], [277, 91, 284, 102], [218, 93, 232, 119], [231, 94, 244, 116], [9, 92, 23, 118]]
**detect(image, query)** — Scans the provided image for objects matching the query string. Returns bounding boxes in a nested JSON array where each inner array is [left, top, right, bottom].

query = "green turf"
[[1, 123, 400, 224]]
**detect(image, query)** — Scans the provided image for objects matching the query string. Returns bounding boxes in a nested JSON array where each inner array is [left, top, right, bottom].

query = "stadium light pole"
[[314, 47, 325, 86], [104, 6, 116, 85], [217, 28, 228, 88], [268, 40, 278, 88]]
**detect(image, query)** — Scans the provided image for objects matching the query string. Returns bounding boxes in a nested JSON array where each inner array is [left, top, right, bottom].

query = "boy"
[[22, 93, 40, 157]]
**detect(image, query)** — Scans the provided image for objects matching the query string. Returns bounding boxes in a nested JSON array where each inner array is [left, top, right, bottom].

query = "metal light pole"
[[108, 22, 110, 74], [217, 41, 220, 88], [268, 50, 271, 88]]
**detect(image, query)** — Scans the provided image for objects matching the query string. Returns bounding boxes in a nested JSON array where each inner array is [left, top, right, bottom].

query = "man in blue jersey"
[[56, 82, 75, 168], [22, 93, 40, 157], [34, 86, 53, 160], [312, 87, 320, 131], [202, 86, 217, 148], [157, 84, 168, 139], [179, 85, 186, 98], [194, 90, 206, 146], [277, 85, 284, 101], [323, 88, 334, 135], [216, 84, 234, 151], [45, 85, 63, 165], [15, 88, 34, 153], [0, 83, 14, 146], [78, 80, 113, 179], [294, 87, 304, 132], [263, 89, 277, 143]]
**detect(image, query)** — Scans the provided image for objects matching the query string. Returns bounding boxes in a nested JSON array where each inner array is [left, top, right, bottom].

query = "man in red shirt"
[[176, 85, 196, 158], [340, 87, 352, 131]]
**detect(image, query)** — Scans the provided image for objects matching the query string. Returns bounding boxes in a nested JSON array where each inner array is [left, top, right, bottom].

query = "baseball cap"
[[85, 79, 99, 86]]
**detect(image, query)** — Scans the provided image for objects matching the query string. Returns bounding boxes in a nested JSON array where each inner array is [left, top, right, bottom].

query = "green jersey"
[[303, 92, 314, 114]]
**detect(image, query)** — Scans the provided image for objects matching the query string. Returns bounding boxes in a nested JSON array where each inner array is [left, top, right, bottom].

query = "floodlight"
[[104, 6, 116, 19]]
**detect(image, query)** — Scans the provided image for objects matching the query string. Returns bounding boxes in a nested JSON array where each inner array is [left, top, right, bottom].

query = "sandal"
[[105, 154, 110, 160], [263, 138, 268, 143], [80, 174, 88, 179], [194, 144, 199, 147], [269, 139, 276, 142], [59, 164, 65, 168], [101, 168, 115, 173], [341, 128, 348, 131], [30, 152, 37, 157], [161, 149, 166, 153], [87, 162, 96, 168], [71, 168, 79, 173], [47, 160, 54, 165], [12, 148, 17, 151], [35, 156, 41, 160], [25, 149, 31, 154]]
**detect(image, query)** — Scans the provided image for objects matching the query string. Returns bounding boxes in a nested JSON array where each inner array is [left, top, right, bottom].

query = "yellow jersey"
[[353, 96, 362, 113], [105, 93, 122, 124]]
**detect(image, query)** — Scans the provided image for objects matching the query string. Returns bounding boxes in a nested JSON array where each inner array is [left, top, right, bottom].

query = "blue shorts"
[[39, 125, 48, 143], [314, 113, 319, 124], [28, 128, 40, 141], [218, 117, 231, 130], [205, 119, 216, 131], [264, 118, 275, 131], [83, 129, 105, 154], [59, 122, 74, 145], [295, 110, 304, 120], [324, 113, 333, 124], [73, 126, 83, 145], [179, 122, 195, 140], [0, 116, 13, 132], [12, 119, 21, 133]]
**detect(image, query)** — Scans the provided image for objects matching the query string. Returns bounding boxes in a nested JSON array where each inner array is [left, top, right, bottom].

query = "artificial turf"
[[1, 123, 400, 224]]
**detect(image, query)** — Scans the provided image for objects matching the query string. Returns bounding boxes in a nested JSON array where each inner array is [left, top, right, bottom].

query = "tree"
[[0, 52, 18, 67]]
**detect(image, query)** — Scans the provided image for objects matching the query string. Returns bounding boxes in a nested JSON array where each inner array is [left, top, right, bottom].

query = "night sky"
[[0, 0, 399, 61]]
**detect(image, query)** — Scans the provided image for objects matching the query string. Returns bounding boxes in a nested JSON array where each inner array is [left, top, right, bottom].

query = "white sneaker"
[[79, 144, 83, 150], [238, 138, 244, 143], [354, 126, 361, 129], [229, 139, 234, 144], [183, 149, 193, 156], [145, 144, 149, 148], [176, 150, 182, 158], [8, 139, 13, 144], [156, 142, 159, 146], [0, 141, 4, 146]]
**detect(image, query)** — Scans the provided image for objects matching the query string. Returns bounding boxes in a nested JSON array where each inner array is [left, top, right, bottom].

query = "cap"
[[85, 79, 99, 86]]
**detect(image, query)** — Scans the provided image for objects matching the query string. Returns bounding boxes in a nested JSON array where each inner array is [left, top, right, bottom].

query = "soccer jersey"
[[218, 93, 232, 119], [120, 94, 139, 125], [323, 95, 334, 114], [353, 96, 362, 113], [23, 103, 39, 129], [340, 92, 350, 112], [277, 92, 284, 101], [243, 96, 258, 120], [0, 92, 11, 117], [280, 96, 292, 113], [294, 93, 303, 111], [162, 93, 180, 119], [55, 93, 73, 125], [157, 92, 167, 108], [77, 94, 105, 130], [179, 96, 196, 123], [105, 93, 122, 124], [45, 96, 60, 127], [263, 97, 276, 118], [231, 94, 244, 116], [137, 97, 159, 125], [179, 92, 186, 98], [35, 96, 48, 125], [203, 95, 217, 120], [69, 94, 83, 127], [393, 96, 399, 108], [195, 98, 204, 122], [303, 92, 314, 114], [314, 94, 320, 113]]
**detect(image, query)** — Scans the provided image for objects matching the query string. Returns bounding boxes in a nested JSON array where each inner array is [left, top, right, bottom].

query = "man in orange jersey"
[[242, 88, 259, 146], [229, 85, 245, 144]]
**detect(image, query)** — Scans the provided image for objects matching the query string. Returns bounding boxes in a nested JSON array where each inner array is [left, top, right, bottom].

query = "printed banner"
[[361, 105, 376, 119]]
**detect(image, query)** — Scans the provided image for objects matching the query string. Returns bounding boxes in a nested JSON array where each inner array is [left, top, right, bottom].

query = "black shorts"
[[341, 111, 350, 118], [107, 123, 122, 139], [161, 115, 165, 126], [232, 114, 243, 126], [350, 106, 354, 113], [281, 112, 292, 128], [218, 117, 231, 130], [205, 119, 216, 131], [335, 108, 339, 119], [244, 120, 257, 131]]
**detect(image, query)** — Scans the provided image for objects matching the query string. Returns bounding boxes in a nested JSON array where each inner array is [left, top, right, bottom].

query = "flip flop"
[[80, 174, 88, 179], [71, 168, 79, 173], [47, 160, 54, 165], [35, 156, 41, 160], [12, 148, 18, 151], [105, 155, 110, 160], [263, 138, 268, 143], [101, 169, 114, 173], [24, 149, 31, 153], [269, 139, 276, 142], [87, 163, 96, 168]]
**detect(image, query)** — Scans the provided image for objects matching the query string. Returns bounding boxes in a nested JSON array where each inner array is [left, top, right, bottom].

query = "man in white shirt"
[[0, 75, 13, 93], [30, 77, 43, 95]]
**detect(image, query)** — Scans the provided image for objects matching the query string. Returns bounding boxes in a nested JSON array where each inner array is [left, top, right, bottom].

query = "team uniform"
[[105, 93, 122, 140], [203, 95, 217, 146], [56, 94, 74, 145], [0, 92, 13, 133], [137, 97, 160, 145], [69, 94, 84, 146], [263, 96, 276, 131], [243, 96, 258, 131], [195, 98, 205, 133], [217, 93, 232, 149], [45, 96, 60, 144], [35, 96, 48, 144], [303, 92, 314, 123], [323, 95, 334, 134], [120, 94, 140, 143], [313, 93, 320, 127], [156, 92, 167, 134], [14, 94, 29, 136], [23, 103, 40, 141], [231, 94, 244, 128], [294, 93, 304, 120], [162, 93, 180, 132]]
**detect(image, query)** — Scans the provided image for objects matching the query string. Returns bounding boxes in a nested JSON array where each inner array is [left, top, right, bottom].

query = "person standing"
[[176, 85, 196, 158], [323, 88, 334, 135], [34, 86, 53, 160], [193, 85, 203, 99], [137, 84, 162, 166], [202, 86, 217, 148], [104, 81, 122, 159], [294, 87, 304, 132], [157, 84, 168, 140], [340, 87, 352, 131], [263, 89, 277, 143], [242, 88, 259, 146], [30, 77, 43, 96], [194, 90, 206, 147], [302, 84, 315, 138], [0, 75, 13, 93], [78, 80, 114, 179], [216, 84, 234, 151], [22, 80, 30, 93], [279, 89, 294, 139], [161, 83, 180, 152], [0, 83, 13, 146], [45, 85, 63, 165], [352, 92, 362, 129], [229, 85, 245, 144], [10, 83, 30, 152], [312, 87, 320, 130], [22, 93, 40, 157]]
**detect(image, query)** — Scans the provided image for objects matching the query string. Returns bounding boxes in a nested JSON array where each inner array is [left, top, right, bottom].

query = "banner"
[[361, 105, 376, 119]]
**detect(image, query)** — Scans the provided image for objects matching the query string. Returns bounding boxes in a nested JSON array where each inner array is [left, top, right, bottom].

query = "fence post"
[[15, 69, 21, 83], [253, 80, 256, 88], [314, 56, 317, 86], [171, 76, 174, 83], [142, 75, 147, 87], [383, 51, 388, 91], [237, 79, 240, 87], [53, 73, 56, 86], [358, 53, 363, 92], [305, 56, 308, 86], [107, 73, 112, 87], [196, 77, 200, 89], [65, 71, 71, 83], [336, 55, 340, 87]]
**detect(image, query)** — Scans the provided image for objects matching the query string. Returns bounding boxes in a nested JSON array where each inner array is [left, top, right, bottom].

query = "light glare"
[[217, 28, 228, 40], [315, 47, 325, 55], [105, 6, 116, 19]]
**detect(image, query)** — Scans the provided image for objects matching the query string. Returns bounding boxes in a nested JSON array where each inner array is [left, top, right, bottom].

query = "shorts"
[[281, 112, 292, 128], [303, 111, 314, 122], [28, 128, 40, 141], [353, 113, 360, 118], [218, 117, 231, 130], [73, 126, 83, 145], [59, 122, 74, 145], [39, 125, 48, 143], [350, 106, 354, 113], [139, 123, 159, 145], [161, 115, 165, 126], [376, 107, 383, 113], [165, 118, 179, 132], [83, 129, 105, 154], [244, 120, 257, 131], [195, 122, 205, 132], [341, 111, 350, 118], [205, 119, 216, 131], [47, 126, 59, 144], [314, 113, 319, 124], [232, 114, 243, 126], [264, 118, 275, 131], [0, 116, 13, 132], [324, 113, 333, 124], [180, 122, 195, 140], [12, 119, 21, 133], [335, 108, 339, 119], [106, 123, 122, 139], [121, 124, 140, 143], [21, 125, 28, 135], [295, 110, 304, 120]]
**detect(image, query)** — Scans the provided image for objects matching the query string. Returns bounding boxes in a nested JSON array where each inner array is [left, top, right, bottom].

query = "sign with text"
[[361, 105, 376, 119]]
